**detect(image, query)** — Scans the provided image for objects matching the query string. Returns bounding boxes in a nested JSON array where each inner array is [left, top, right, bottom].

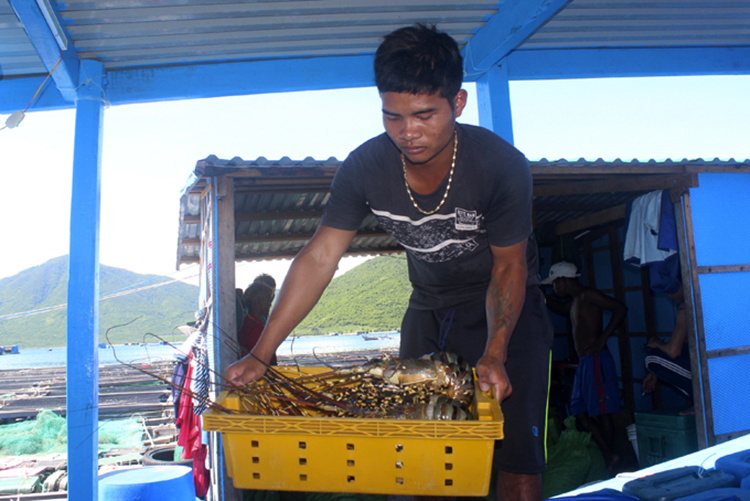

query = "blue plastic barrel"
[[715, 449, 750, 483], [99, 465, 195, 501], [674, 487, 750, 500]]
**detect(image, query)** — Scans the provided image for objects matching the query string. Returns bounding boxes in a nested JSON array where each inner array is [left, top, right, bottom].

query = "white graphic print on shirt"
[[370, 207, 483, 264]]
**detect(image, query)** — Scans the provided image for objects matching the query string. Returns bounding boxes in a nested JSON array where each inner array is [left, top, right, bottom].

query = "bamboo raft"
[[0, 349, 399, 423], [0, 361, 176, 423]]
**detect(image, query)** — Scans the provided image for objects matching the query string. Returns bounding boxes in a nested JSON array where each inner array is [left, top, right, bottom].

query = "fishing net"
[[0, 410, 144, 457]]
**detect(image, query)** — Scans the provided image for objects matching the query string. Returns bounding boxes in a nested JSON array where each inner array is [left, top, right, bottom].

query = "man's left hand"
[[476, 355, 512, 403]]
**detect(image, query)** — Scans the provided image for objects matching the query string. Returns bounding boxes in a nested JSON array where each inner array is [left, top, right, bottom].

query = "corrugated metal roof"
[[11, 0, 501, 71], [0, 0, 46, 76], [519, 0, 750, 49], [176, 156, 750, 267], [4, 0, 750, 86]]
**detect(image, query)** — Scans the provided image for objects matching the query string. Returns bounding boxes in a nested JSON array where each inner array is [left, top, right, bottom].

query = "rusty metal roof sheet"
[[176, 156, 750, 267]]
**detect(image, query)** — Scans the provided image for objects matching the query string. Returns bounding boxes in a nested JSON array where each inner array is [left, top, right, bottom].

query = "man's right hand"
[[225, 354, 268, 387], [642, 372, 657, 394]]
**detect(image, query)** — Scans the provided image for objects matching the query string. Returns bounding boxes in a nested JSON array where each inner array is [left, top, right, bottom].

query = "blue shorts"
[[570, 350, 621, 417], [400, 286, 554, 475]]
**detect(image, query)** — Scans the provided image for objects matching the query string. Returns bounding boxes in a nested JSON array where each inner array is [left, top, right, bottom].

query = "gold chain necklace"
[[401, 130, 457, 215]]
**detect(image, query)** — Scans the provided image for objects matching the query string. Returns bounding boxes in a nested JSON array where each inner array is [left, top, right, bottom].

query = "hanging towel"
[[623, 190, 677, 266]]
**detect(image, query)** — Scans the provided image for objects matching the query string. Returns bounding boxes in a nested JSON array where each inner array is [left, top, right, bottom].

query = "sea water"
[[0, 332, 401, 370]]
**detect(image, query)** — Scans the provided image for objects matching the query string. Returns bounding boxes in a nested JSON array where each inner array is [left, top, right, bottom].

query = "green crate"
[[635, 409, 698, 467]]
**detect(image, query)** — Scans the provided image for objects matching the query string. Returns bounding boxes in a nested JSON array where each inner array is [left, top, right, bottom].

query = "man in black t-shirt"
[[227, 24, 553, 501]]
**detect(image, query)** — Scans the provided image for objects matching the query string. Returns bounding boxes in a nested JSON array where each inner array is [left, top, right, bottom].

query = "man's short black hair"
[[253, 273, 276, 290], [374, 24, 464, 101]]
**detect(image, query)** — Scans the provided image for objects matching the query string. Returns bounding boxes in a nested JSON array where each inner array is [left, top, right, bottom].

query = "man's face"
[[259, 290, 273, 316], [380, 90, 467, 167], [552, 278, 565, 296]]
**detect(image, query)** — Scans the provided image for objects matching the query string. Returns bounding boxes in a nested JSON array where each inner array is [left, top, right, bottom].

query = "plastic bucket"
[[626, 423, 639, 464], [98, 465, 195, 501]]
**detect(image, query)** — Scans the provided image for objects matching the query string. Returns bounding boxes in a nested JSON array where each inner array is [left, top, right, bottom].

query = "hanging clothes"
[[191, 331, 210, 416], [176, 351, 211, 499], [624, 190, 681, 294], [623, 190, 677, 266]]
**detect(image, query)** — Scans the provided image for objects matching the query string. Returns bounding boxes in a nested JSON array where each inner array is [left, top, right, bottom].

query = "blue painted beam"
[[475, 64, 514, 144], [8, 0, 79, 102], [0, 75, 70, 114], [66, 59, 105, 501], [3, 46, 750, 114], [462, 0, 572, 78], [502, 47, 750, 81], [105, 54, 375, 106]]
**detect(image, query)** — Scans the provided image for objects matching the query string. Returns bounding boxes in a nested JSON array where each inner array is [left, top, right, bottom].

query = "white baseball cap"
[[541, 261, 580, 284]]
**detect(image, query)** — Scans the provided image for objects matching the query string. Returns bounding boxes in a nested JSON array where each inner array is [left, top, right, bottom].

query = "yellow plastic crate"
[[203, 366, 504, 496]]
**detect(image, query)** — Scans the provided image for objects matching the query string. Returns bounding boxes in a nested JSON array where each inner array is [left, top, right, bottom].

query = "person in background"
[[226, 24, 554, 500], [543, 261, 628, 474], [235, 288, 245, 337], [251, 274, 276, 324], [237, 281, 276, 363], [642, 281, 693, 412]]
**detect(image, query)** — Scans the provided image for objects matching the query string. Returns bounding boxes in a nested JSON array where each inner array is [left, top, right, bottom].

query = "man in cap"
[[543, 261, 628, 473]]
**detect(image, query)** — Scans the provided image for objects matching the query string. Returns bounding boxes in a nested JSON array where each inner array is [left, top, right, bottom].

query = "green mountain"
[[0, 254, 413, 348], [0, 256, 199, 349], [293, 254, 411, 335]]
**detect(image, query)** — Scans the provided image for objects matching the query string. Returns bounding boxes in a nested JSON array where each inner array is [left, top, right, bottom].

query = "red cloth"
[[175, 352, 210, 498], [191, 444, 210, 499], [237, 313, 264, 356]]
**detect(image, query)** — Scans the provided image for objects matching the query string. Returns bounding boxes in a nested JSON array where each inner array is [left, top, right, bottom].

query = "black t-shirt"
[[322, 123, 538, 309]]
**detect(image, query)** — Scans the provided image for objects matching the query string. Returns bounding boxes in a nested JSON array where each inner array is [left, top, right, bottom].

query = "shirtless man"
[[543, 261, 628, 473]]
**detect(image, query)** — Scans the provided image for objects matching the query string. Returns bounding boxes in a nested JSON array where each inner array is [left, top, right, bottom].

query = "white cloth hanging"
[[623, 190, 677, 265]]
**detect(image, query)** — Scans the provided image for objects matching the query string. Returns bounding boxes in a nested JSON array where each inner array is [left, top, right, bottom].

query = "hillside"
[[0, 254, 413, 348], [293, 254, 411, 335], [0, 256, 199, 349]]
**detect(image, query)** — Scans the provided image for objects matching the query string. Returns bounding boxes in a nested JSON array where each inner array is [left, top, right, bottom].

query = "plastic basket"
[[202, 366, 503, 496]]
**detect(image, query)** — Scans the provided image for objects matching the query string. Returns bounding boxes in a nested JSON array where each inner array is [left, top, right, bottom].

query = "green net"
[[0, 410, 144, 457]]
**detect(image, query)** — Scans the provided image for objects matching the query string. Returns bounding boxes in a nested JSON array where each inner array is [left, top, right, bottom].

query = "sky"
[[1, 75, 749, 291]]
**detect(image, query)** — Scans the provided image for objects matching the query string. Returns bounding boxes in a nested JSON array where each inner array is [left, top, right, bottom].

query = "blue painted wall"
[[690, 173, 750, 438]]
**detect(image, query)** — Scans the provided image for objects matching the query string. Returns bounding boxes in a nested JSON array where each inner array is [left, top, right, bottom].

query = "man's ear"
[[453, 89, 468, 117]]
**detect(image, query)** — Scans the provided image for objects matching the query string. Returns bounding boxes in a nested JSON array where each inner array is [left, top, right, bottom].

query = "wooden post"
[[609, 225, 634, 412], [210, 175, 242, 501], [674, 190, 713, 448], [583, 238, 596, 289]]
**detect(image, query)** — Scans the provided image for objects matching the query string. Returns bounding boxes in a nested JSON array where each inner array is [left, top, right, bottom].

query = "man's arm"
[[545, 294, 572, 317], [225, 225, 357, 385], [647, 303, 687, 359], [586, 289, 628, 354], [476, 239, 528, 402]]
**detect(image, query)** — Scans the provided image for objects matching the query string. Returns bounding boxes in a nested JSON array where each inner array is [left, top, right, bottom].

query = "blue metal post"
[[475, 63, 514, 145], [66, 59, 105, 501]]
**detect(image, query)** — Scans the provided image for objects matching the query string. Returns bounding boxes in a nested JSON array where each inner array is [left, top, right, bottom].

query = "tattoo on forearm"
[[490, 280, 514, 331]]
